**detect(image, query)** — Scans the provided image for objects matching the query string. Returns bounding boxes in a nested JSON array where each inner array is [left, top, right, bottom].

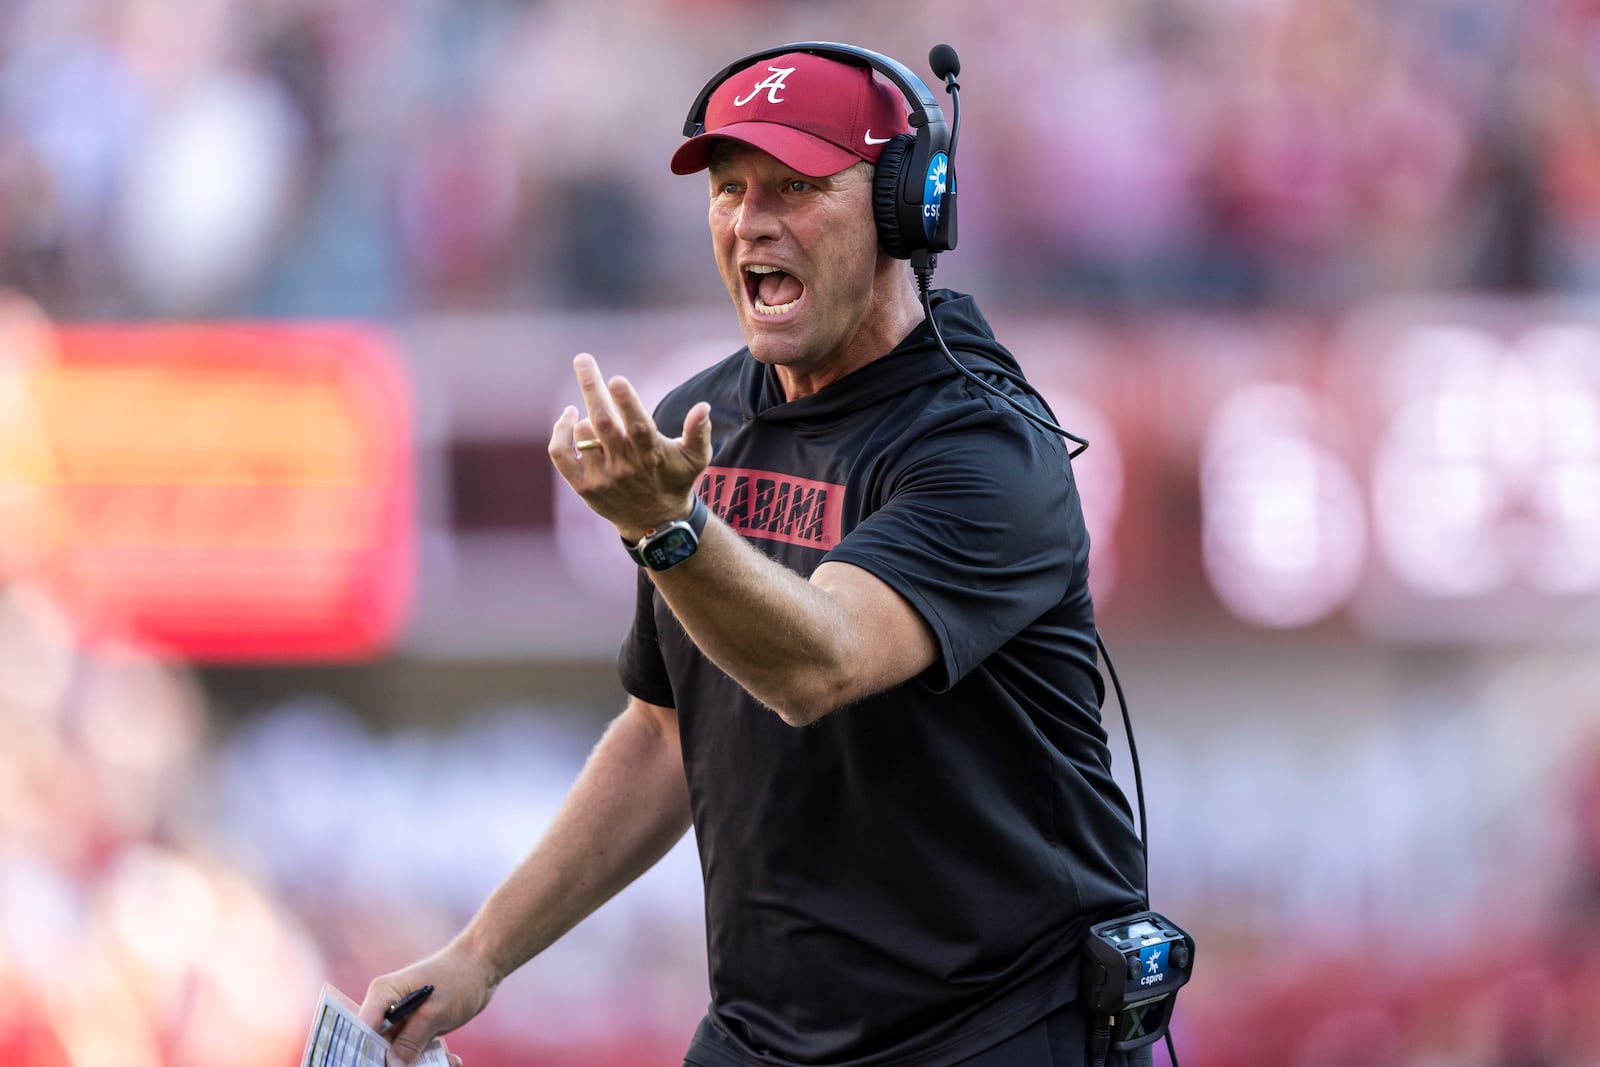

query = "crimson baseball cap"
[[671, 51, 911, 177]]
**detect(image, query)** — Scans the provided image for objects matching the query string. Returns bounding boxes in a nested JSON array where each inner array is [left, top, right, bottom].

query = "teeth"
[[746, 264, 798, 315]]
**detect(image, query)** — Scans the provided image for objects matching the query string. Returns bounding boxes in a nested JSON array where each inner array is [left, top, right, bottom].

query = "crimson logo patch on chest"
[[699, 466, 843, 549]]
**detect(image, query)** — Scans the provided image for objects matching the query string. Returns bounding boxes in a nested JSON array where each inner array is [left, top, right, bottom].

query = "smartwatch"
[[624, 495, 709, 571]]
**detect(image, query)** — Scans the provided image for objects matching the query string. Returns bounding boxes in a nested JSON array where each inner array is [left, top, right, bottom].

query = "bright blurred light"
[[1522, 326, 1600, 594], [28, 325, 412, 660], [0, 294, 62, 583], [1201, 383, 1366, 627], [1371, 322, 1600, 598], [1371, 325, 1504, 598], [1371, 393, 1508, 598], [115, 74, 303, 315]]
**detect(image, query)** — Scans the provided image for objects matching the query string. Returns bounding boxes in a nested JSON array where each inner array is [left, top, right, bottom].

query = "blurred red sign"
[[20, 324, 412, 661]]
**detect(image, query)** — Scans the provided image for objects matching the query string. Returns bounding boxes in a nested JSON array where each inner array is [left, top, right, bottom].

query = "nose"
[[733, 184, 782, 243]]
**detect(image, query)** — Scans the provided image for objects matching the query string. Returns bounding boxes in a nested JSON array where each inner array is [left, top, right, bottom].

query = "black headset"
[[682, 41, 960, 270]]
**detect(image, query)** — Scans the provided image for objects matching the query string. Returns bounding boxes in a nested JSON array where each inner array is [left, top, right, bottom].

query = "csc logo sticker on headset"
[[921, 152, 949, 242]]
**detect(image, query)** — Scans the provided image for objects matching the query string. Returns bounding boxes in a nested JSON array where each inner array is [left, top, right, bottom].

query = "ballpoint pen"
[[382, 985, 433, 1032]]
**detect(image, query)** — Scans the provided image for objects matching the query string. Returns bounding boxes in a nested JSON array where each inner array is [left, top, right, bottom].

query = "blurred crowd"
[[2, 0, 1600, 320], [0, 583, 325, 1067], [0, 567, 689, 1067]]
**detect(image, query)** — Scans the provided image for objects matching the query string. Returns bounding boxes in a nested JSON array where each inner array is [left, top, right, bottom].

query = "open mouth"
[[744, 264, 805, 316]]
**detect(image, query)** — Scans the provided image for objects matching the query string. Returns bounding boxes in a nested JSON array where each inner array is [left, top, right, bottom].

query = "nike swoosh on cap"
[[863, 131, 893, 145]]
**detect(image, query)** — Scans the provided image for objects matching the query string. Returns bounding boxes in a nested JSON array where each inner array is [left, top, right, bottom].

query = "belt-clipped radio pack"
[[1080, 910, 1196, 1060]]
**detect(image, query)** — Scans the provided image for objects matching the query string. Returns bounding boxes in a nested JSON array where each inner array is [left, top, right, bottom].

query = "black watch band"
[[623, 494, 709, 571]]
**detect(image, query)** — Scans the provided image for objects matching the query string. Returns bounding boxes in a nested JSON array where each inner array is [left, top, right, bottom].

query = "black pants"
[[952, 1001, 1156, 1066], [683, 1002, 1157, 1067]]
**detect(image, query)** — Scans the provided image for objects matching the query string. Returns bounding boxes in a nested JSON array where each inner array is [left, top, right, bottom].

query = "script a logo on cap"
[[733, 66, 797, 107]]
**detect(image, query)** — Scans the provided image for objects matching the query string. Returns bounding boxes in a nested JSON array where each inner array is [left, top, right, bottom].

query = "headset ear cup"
[[872, 133, 921, 259]]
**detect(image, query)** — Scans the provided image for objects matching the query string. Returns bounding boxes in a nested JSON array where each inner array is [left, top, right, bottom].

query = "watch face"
[[641, 526, 698, 570]]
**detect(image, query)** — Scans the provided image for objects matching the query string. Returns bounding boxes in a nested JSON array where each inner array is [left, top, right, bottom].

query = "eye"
[[786, 179, 813, 193]]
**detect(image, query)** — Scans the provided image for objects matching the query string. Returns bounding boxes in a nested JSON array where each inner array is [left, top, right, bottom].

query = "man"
[[360, 46, 1149, 1067]]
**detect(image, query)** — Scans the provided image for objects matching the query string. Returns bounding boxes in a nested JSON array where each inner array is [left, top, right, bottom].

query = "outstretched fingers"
[[573, 354, 624, 445], [569, 353, 662, 454], [606, 374, 660, 451]]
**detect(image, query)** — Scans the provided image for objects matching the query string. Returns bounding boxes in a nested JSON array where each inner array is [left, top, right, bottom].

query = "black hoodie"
[[620, 289, 1146, 1067]]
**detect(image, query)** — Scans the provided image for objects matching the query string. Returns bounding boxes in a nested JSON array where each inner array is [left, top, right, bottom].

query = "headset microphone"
[[925, 44, 960, 263], [928, 42, 961, 81]]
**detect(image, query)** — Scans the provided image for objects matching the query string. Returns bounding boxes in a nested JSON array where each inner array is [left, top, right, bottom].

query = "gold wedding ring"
[[574, 438, 604, 452]]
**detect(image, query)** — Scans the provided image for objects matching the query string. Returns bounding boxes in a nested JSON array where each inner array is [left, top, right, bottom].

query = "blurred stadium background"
[[4, 0, 1600, 1064]]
